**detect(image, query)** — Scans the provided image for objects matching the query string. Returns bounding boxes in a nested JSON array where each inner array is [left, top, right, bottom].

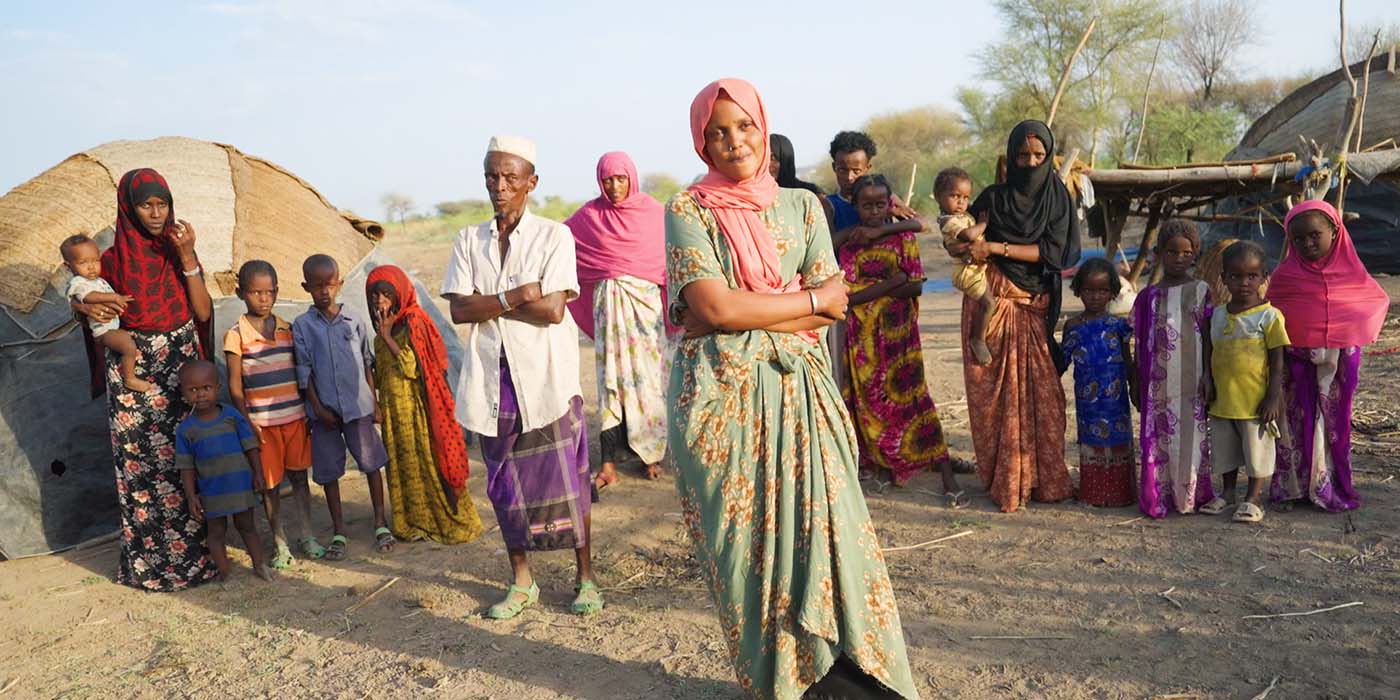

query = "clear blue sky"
[[2, 0, 1394, 220]]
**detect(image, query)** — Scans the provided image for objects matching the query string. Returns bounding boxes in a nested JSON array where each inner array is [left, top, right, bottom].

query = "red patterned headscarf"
[[366, 265, 469, 496], [103, 168, 194, 331], [84, 168, 207, 397]]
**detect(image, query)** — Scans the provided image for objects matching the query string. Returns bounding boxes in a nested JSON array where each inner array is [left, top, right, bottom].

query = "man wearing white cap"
[[441, 136, 601, 619]]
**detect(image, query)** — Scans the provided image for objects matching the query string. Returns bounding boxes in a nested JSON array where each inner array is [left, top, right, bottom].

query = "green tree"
[[976, 0, 1169, 157], [862, 106, 969, 214], [641, 173, 682, 203]]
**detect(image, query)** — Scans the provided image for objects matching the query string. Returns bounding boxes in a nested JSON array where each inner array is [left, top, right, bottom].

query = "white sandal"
[[1199, 497, 1229, 515]]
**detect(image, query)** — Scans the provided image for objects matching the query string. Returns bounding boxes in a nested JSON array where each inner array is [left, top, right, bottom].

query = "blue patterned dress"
[[1062, 315, 1136, 506]]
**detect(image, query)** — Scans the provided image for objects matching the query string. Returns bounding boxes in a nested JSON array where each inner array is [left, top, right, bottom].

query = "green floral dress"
[[665, 188, 919, 700]]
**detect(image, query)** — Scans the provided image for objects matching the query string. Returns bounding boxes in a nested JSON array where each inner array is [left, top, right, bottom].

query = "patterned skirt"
[[110, 322, 220, 591], [1078, 444, 1136, 507], [478, 361, 591, 551]]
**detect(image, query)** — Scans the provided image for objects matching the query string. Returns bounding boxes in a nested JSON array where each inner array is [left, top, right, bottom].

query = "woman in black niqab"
[[968, 119, 1080, 370]]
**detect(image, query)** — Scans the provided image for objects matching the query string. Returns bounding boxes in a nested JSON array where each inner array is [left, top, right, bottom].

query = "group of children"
[[63, 232, 462, 580], [841, 162, 1348, 525], [1063, 223, 1293, 522]]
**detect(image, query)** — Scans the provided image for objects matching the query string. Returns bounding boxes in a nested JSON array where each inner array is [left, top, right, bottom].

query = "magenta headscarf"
[[1268, 200, 1390, 348], [564, 151, 668, 339]]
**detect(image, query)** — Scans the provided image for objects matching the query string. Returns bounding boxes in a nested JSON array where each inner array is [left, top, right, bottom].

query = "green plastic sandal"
[[323, 534, 349, 561], [299, 536, 326, 560], [571, 580, 605, 616], [487, 582, 539, 620], [270, 544, 295, 570]]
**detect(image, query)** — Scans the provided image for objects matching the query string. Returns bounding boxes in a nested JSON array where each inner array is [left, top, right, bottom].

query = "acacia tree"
[[965, 0, 1168, 173], [1171, 0, 1258, 106], [381, 192, 414, 230]]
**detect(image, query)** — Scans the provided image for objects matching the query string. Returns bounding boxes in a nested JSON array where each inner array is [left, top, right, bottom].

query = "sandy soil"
[[2, 230, 1399, 700]]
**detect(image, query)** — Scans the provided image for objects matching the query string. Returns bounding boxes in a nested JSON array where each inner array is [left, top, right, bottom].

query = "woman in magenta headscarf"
[[666, 78, 917, 700], [1267, 200, 1389, 511], [565, 152, 671, 488]]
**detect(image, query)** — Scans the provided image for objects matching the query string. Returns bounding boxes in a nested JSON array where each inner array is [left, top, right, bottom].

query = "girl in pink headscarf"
[[665, 78, 917, 700], [1267, 200, 1389, 511], [565, 152, 671, 487]]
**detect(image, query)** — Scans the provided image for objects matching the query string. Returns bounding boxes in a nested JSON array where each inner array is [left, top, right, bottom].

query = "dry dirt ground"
[[3, 229, 1399, 700]]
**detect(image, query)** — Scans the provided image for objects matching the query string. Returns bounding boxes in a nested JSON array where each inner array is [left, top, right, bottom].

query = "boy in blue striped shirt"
[[177, 360, 272, 581]]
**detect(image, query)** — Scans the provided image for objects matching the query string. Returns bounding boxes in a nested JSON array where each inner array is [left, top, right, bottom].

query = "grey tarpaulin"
[[0, 247, 459, 559]]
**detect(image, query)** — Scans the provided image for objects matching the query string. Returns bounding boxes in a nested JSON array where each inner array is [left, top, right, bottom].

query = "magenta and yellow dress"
[[838, 229, 950, 485]]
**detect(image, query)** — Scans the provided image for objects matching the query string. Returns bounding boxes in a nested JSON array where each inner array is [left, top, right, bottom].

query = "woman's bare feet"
[[644, 463, 663, 480], [594, 461, 619, 491]]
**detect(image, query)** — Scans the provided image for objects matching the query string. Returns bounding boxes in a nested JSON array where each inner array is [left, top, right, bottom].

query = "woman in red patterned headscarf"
[[71, 168, 220, 591], [366, 264, 483, 544]]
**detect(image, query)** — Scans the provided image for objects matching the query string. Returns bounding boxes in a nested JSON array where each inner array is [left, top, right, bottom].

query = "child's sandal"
[[571, 581, 605, 616], [374, 527, 396, 554], [299, 536, 326, 560], [1199, 497, 1229, 515], [487, 582, 539, 620], [323, 534, 348, 561], [270, 544, 295, 570]]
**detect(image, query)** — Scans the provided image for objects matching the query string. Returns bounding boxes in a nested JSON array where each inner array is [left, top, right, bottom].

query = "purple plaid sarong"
[[479, 360, 591, 551]]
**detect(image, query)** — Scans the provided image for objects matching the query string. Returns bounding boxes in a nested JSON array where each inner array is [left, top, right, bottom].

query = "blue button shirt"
[[291, 307, 377, 423]]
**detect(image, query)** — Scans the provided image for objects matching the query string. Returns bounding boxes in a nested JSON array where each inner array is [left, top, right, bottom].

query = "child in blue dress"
[[1062, 257, 1137, 507]]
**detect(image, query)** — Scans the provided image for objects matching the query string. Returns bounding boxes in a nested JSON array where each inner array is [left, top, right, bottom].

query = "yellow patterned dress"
[[665, 188, 919, 700], [374, 329, 483, 544]]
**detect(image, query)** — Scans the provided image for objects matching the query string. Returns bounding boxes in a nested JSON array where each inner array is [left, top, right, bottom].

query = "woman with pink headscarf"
[[1267, 200, 1389, 511], [565, 152, 671, 487], [666, 78, 918, 700]]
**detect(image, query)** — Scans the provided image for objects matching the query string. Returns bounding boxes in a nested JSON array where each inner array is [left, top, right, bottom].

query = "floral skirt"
[[110, 322, 219, 591]]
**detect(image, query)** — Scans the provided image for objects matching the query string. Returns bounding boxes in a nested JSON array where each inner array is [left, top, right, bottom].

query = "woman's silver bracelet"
[[808, 290, 818, 315], [497, 291, 512, 311]]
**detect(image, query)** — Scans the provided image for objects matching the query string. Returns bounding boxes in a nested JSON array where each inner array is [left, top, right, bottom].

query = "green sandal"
[[323, 534, 349, 561], [571, 581, 605, 616], [487, 582, 539, 620], [374, 527, 396, 553], [299, 536, 326, 560], [270, 544, 296, 570]]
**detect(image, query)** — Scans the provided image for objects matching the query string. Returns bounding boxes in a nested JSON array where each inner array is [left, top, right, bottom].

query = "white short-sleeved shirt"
[[67, 275, 121, 335], [440, 210, 582, 436]]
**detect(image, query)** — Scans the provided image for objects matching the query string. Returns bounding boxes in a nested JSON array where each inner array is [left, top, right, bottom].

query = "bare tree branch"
[[1170, 0, 1258, 105]]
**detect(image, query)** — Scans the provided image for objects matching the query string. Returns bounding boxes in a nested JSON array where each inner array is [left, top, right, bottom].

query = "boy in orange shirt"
[[225, 260, 318, 567]]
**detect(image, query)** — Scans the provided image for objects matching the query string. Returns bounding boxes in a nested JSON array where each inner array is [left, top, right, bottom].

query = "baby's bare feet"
[[971, 338, 993, 366], [124, 375, 155, 393]]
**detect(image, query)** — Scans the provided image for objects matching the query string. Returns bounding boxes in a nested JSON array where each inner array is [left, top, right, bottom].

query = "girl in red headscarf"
[[366, 265, 483, 544], [1267, 200, 1390, 512]]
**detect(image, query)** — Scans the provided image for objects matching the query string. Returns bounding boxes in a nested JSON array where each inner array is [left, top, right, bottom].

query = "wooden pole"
[[1336, 31, 1381, 217], [1133, 28, 1166, 163], [1126, 200, 1165, 286], [905, 162, 918, 206], [1046, 17, 1098, 128]]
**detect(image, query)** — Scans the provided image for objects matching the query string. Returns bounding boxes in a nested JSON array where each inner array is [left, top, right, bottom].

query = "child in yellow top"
[[935, 168, 994, 365], [1201, 240, 1289, 524]]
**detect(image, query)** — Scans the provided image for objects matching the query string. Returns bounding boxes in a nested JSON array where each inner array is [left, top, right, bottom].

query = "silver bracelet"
[[497, 291, 512, 311], [182, 267, 201, 277], [808, 290, 818, 315]]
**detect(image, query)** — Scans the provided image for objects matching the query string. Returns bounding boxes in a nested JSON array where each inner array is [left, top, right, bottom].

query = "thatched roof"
[[1234, 54, 1400, 159], [0, 136, 383, 314]]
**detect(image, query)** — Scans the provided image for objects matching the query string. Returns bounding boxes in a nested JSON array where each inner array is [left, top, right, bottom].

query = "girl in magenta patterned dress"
[[837, 174, 958, 495], [1132, 221, 1215, 518]]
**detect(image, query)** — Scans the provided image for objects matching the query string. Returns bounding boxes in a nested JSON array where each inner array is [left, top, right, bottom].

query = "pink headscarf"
[[564, 151, 667, 339], [1268, 200, 1390, 348], [686, 78, 793, 295]]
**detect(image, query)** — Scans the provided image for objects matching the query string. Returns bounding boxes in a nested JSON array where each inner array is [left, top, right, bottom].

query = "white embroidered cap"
[[487, 135, 537, 167]]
